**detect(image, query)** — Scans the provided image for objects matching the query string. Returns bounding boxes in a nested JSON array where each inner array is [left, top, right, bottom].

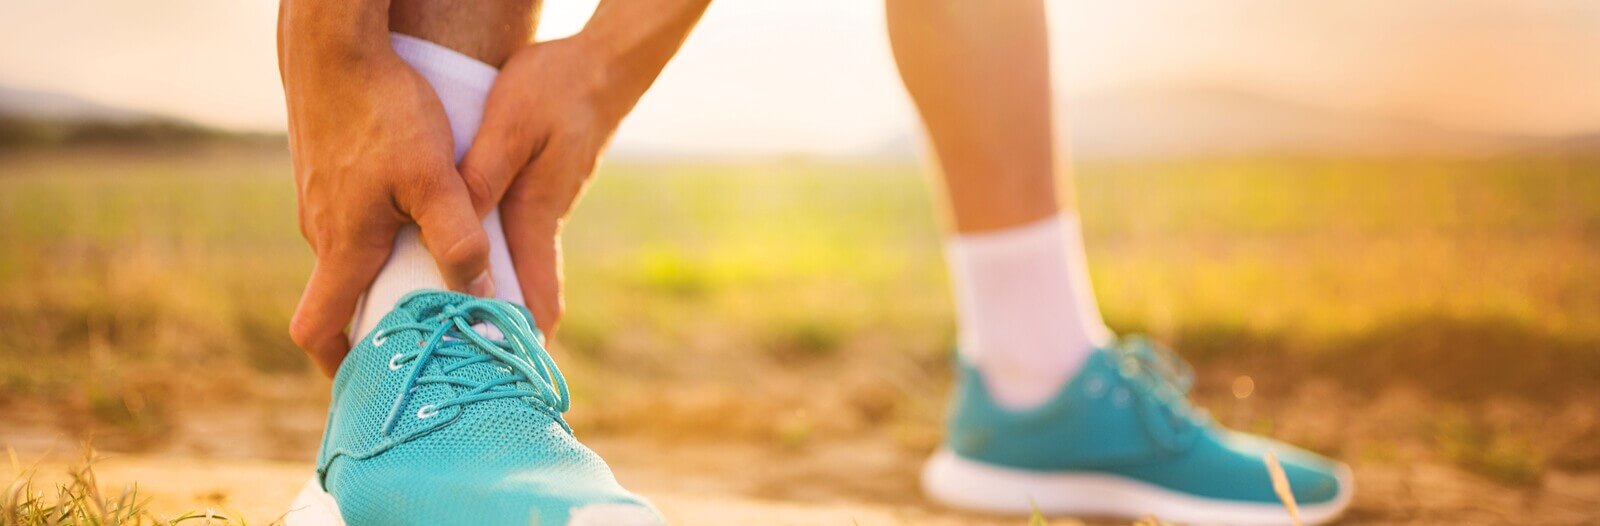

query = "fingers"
[[501, 139, 596, 335], [291, 239, 391, 376], [459, 85, 540, 217], [398, 168, 496, 299], [504, 195, 565, 335]]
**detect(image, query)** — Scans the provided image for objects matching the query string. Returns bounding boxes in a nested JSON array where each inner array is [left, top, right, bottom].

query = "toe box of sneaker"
[[1110, 429, 1349, 506]]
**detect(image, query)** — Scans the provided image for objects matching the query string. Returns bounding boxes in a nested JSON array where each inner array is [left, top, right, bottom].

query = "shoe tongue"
[[422, 339, 518, 381], [396, 289, 474, 316], [424, 341, 539, 414], [397, 290, 511, 340]]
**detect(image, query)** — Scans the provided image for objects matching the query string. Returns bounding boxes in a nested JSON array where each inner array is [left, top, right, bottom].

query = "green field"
[[1, 146, 1598, 513], [3, 147, 1596, 385]]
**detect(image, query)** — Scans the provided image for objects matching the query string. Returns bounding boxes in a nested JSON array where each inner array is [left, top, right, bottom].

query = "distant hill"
[[0, 85, 260, 149], [6, 84, 1591, 159], [857, 85, 1585, 161], [0, 85, 162, 123]]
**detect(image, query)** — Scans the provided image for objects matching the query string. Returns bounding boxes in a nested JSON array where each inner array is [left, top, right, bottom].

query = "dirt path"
[[15, 435, 1600, 525], [14, 438, 1064, 525], [10, 384, 1600, 526], [25, 454, 959, 525], [10, 382, 1600, 525]]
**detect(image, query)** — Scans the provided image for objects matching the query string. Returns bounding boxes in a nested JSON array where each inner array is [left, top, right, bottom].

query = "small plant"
[[2, 446, 245, 526], [1026, 498, 1047, 526]]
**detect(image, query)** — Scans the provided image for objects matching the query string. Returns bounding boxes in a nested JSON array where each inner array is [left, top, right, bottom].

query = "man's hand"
[[457, 37, 632, 335], [459, 0, 707, 334], [281, 13, 492, 375]]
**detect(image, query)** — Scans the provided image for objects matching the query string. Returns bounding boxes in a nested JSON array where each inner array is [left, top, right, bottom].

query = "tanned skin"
[[278, 0, 707, 375], [887, 0, 1067, 234]]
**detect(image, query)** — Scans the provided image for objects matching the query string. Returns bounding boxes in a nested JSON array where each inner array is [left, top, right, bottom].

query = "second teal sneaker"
[[283, 290, 661, 526], [923, 337, 1353, 525]]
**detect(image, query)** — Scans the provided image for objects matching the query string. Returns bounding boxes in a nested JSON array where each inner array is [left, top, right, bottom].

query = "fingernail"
[[469, 271, 496, 298]]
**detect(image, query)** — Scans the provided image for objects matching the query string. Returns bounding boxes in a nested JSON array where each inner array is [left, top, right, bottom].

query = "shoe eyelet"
[[372, 329, 389, 347], [388, 353, 405, 371], [417, 404, 438, 419]]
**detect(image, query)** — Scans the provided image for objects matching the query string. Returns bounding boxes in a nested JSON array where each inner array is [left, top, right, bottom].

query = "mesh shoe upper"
[[945, 337, 1347, 505], [314, 290, 658, 525]]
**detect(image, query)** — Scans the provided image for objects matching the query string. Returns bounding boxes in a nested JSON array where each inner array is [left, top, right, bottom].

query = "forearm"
[[576, 0, 710, 110]]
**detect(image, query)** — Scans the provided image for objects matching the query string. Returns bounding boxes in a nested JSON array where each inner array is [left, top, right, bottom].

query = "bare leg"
[[886, 0, 1062, 233], [895, 6, 1356, 522], [390, 0, 538, 67]]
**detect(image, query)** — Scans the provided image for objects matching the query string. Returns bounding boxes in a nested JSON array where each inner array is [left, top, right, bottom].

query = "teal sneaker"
[[923, 337, 1353, 525], [283, 290, 661, 526]]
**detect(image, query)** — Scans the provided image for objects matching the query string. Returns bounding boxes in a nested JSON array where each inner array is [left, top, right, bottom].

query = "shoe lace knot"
[[377, 298, 571, 436]]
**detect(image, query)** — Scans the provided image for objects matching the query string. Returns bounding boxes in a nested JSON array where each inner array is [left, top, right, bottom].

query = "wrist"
[[562, 33, 650, 120], [565, 0, 707, 118]]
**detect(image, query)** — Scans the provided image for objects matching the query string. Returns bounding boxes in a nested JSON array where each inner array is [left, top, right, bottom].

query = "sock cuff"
[[389, 33, 499, 98], [947, 214, 1080, 260]]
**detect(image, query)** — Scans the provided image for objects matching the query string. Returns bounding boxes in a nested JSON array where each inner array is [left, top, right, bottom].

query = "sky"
[[2, 0, 1598, 156]]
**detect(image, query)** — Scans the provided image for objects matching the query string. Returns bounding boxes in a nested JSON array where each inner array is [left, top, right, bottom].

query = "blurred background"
[[1, 0, 1598, 523]]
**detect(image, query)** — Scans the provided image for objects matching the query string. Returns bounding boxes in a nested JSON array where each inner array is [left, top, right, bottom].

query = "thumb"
[[399, 168, 495, 298], [459, 92, 541, 217]]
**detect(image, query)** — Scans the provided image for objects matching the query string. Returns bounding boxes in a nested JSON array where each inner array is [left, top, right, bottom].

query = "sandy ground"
[[12, 434, 1600, 526], [12, 441, 1062, 525], [7, 373, 1600, 524], [8, 378, 1600, 525]]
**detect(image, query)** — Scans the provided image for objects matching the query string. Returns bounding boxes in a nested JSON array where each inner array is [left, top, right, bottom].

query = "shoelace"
[[1109, 337, 1205, 449], [376, 298, 571, 436]]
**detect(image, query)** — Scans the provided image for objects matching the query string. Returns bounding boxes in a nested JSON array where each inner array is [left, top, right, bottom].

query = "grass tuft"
[[1026, 498, 1047, 526], [2, 445, 248, 526]]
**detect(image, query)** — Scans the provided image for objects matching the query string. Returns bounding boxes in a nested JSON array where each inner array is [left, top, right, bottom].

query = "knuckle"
[[287, 311, 325, 352], [459, 164, 497, 207], [399, 170, 446, 203], [326, 213, 398, 251], [404, 186, 463, 221], [313, 224, 341, 248], [318, 229, 363, 257]]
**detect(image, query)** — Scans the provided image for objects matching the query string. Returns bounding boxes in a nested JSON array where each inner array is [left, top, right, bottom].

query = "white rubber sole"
[[283, 478, 342, 526], [283, 476, 662, 526], [922, 449, 1354, 526]]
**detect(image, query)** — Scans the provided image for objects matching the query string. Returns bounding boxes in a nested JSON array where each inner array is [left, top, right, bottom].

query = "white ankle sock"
[[946, 214, 1114, 409], [348, 34, 524, 343]]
